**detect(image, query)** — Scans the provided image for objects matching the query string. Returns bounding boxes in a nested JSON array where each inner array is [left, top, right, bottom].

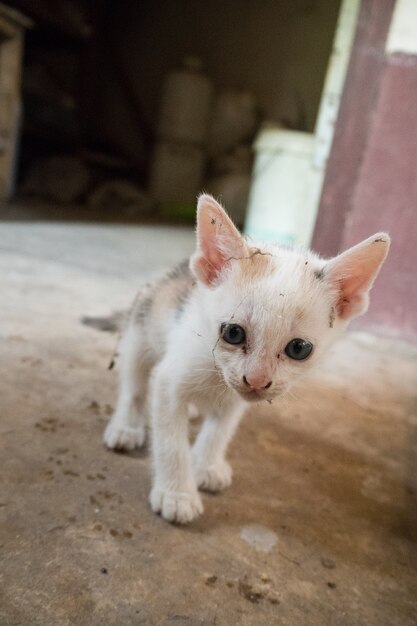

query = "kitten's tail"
[[80, 311, 125, 333]]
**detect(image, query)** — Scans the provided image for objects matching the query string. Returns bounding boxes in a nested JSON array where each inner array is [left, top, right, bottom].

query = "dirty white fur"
[[104, 195, 390, 524]]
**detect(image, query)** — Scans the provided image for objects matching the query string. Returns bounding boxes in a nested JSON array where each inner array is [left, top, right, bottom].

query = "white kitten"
[[104, 194, 390, 524]]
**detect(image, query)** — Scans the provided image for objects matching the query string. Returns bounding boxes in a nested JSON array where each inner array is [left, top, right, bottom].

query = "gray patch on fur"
[[173, 262, 195, 319], [175, 283, 193, 319], [314, 268, 325, 281], [134, 295, 154, 323], [81, 312, 124, 333], [164, 259, 190, 283]]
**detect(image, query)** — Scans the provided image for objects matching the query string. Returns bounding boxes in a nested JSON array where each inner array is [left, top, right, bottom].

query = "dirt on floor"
[[0, 219, 416, 625]]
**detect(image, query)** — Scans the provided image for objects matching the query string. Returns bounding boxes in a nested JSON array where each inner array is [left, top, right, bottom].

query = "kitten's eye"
[[285, 338, 313, 360], [221, 323, 246, 345]]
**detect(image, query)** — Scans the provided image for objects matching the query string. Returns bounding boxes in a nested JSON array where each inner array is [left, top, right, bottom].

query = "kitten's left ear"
[[326, 233, 390, 320], [190, 194, 248, 286]]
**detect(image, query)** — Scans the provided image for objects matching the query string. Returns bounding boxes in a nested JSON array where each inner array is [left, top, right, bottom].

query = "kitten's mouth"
[[236, 388, 277, 403], [233, 384, 286, 403]]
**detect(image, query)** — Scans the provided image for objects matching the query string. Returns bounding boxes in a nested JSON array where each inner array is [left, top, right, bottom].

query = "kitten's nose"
[[243, 375, 272, 390]]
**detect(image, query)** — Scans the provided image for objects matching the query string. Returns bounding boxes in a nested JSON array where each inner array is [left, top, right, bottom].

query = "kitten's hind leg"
[[104, 324, 152, 451], [192, 407, 243, 493]]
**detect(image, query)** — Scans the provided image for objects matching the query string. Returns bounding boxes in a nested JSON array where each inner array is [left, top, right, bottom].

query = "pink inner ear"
[[336, 273, 369, 319], [340, 269, 371, 300], [191, 194, 247, 286], [328, 234, 390, 320], [193, 248, 226, 285]]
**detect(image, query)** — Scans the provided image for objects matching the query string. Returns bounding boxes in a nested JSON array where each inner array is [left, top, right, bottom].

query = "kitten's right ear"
[[326, 232, 390, 320], [190, 194, 248, 286]]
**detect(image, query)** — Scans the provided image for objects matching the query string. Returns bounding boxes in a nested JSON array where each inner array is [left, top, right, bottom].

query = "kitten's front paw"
[[150, 487, 203, 524], [104, 423, 146, 451], [195, 459, 232, 493]]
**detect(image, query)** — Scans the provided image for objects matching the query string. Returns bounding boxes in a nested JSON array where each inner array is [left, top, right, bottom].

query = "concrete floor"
[[1, 216, 416, 625]]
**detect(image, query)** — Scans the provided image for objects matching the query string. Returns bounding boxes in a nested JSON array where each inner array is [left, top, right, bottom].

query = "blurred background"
[[0, 0, 416, 337]]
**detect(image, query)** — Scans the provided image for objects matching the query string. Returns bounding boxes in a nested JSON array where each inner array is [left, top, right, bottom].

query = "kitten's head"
[[190, 195, 390, 402]]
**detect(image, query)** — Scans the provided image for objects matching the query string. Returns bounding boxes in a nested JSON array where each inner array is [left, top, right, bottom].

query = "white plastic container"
[[245, 127, 322, 247], [157, 57, 214, 145], [149, 140, 205, 203], [245, 1, 361, 247]]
